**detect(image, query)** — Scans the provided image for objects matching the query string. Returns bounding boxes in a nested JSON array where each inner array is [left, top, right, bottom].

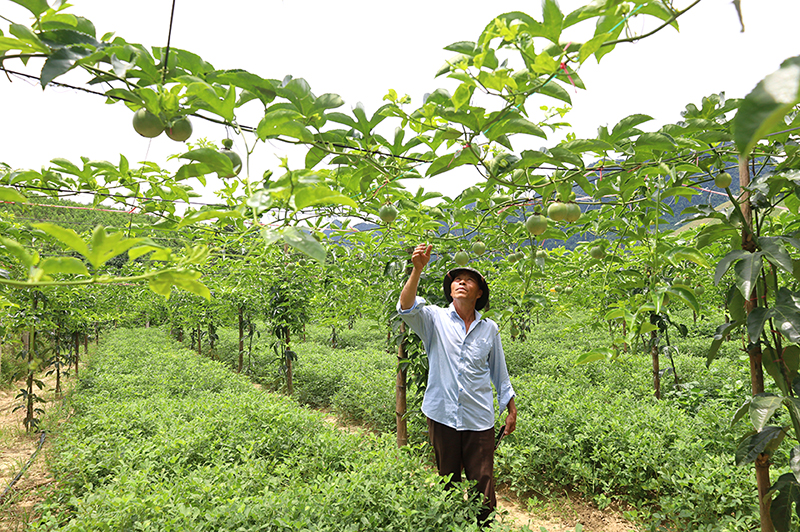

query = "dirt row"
[[0, 378, 59, 532]]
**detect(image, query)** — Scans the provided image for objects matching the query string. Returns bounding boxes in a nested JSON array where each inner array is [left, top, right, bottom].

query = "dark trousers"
[[427, 417, 496, 525]]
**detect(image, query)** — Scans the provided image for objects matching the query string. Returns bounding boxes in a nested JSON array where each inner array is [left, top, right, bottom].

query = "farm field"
[[3, 1, 800, 530], [2, 309, 769, 531]]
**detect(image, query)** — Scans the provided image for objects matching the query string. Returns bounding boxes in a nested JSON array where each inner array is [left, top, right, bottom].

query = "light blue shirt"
[[397, 296, 516, 431]]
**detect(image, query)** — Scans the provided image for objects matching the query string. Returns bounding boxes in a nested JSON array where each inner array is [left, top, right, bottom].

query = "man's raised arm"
[[399, 243, 432, 310]]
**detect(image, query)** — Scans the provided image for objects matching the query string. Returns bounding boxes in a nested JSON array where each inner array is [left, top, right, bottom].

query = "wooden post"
[[73, 331, 80, 380], [396, 321, 409, 448], [396, 247, 413, 447], [55, 330, 62, 396], [197, 324, 202, 356], [285, 329, 293, 395], [650, 329, 660, 400], [237, 305, 244, 374], [208, 323, 216, 360], [25, 298, 37, 432], [740, 156, 773, 532]]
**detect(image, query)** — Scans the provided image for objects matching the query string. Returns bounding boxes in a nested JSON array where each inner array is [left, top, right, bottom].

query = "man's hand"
[[504, 397, 517, 436], [400, 244, 432, 310], [411, 243, 432, 271]]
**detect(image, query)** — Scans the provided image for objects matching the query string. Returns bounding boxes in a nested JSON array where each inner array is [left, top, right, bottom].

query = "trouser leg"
[[462, 428, 496, 525], [427, 417, 462, 486], [427, 418, 496, 525]]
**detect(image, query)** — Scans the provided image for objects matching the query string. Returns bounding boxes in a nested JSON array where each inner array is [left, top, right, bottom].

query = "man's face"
[[450, 272, 483, 307]]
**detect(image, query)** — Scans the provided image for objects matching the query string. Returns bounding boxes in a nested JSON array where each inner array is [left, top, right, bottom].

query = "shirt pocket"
[[465, 336, 492, 369]]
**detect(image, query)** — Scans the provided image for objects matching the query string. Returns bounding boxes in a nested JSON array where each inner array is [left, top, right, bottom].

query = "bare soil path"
[[0, 373, 63, 532]]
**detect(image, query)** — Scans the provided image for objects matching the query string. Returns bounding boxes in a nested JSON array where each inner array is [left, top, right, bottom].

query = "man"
[[397, 243, 517, 526]]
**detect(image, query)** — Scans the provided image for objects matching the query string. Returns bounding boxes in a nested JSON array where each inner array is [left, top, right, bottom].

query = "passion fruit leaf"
[[280, 227, 326, 263], [178, 148, 234, 174], [174, 209, 244, 230], [205, 69, 277, 104], [707, 319, 745, 367], [714, 250, 750, 285], [0, 187, 27, 203], [426, 149, 480, 177], [39, 257, 89, 276], [0, 237, 38, 269], [488, 116, 547, 140], [735, 426, 786, 466], [733, 252, 764, 300], [313, 93, 345, 111], [257, 114, 314, 142], [148, 270, 210, 300], [665, 246, 709, 268], [31, 223, 89, 257], [759, 236, 795, 273], [747, 306, 772, 343], [773, 288, 800, 343], [183, 80, 236, 121], [576, 347, 614, 365], [732, 397, 753, 428], [38, 28, 99, 49], [127, 244, 167, 261], [9, 0, 51, 18], [294, 186, 357, 210], [8, 24, 48, 51], [768, 472, 800, 532], [750, 394, 785, 433], [734, 56, 800, 157], [41, 46, 92, 88]]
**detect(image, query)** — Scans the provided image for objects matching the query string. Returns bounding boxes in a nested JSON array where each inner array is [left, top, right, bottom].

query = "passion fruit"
[[219, 138, 242, 178], [132, 108, 163, 138], [715, 172, 733, 189], [379, 204, 398, 224], [563, 203, 581, 223], [589, 246, 606, 260], [166, 116, 193, 142], [526, 214, 548, 235], [547, 202, 568, 222]]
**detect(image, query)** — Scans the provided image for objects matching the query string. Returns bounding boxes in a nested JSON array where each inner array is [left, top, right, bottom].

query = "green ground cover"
[[30, 309, 780, 531], [32, 328, 503, 531], [213, 310, 767, 531]]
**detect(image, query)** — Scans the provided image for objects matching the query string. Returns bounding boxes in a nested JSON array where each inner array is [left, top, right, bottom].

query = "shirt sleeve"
[[396, 296, 430, 341], [488, 323, 515, 414]]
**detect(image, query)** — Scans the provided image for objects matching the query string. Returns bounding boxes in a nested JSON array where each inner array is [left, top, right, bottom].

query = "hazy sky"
[[3, 0, 799, 202]]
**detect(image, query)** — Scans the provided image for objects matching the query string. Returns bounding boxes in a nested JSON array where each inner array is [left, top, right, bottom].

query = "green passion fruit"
[[715, 172, 733, 189], [132, 108, 164, 138], [166, 116, 193, 142], [547, 202, 568, 222], [219, 139, 242, 178], [379, 204, 398, 223], [525, 214, 548, 235]]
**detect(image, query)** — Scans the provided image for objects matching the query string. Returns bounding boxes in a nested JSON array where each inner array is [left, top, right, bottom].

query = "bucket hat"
[[443, 267, 489, 311]]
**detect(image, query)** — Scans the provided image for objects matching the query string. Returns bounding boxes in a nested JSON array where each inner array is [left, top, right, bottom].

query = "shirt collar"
[[447, 303, 482, 323]]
